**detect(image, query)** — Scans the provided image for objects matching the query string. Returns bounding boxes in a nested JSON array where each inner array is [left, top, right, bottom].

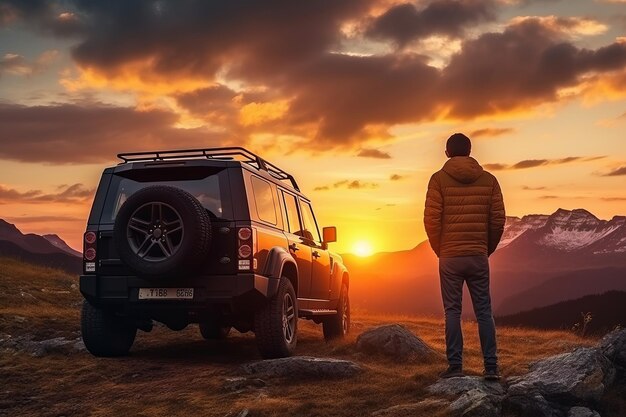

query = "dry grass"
[[0, 258, 609, 417]]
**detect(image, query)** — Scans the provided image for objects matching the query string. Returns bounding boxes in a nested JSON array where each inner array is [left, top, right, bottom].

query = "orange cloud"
[[470, 127, 515, 138], [0, 183, 93, 204], [61, 63, 211, 95]]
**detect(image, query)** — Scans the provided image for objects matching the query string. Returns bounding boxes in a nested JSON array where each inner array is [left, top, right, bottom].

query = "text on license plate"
[[138, 288, 194, 300]]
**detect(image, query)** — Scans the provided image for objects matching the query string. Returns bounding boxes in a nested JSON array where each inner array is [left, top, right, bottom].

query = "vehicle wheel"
[[323, 283, 350, 341], [199, 322, 231, 340], [254, 277, 298, 358], [81, 300, 137, 357], [114, 185, 212, 276]]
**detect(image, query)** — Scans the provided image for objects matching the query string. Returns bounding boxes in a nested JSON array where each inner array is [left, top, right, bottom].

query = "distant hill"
[[495, 267, 626, 315], [0, 219, 81, 274], [43, 234, 82, 257], [342, 208, 626, 317], [497, 291, 626, 335]]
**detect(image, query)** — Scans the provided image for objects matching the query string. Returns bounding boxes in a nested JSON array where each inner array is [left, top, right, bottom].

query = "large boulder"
[[241, 356, 362, 378], [428, 376, 505, 397], [599, 328, 626, 373], [0, 333, 84, 357], [428, 377, 505, 417], [507, 347, 615, 404], [356, 324, 441, 362], [504, 390, 561, 417], [567, 407, 601, 417]]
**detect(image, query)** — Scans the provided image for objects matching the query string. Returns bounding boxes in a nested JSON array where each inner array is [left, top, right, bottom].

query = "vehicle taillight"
[[237, 227, 256, 271], [238, 227, 252, 241], [84, 247, 97, 261], [85, 231, 96, 244], [83, 231, 97, 273], [238, 245, 252, 258]]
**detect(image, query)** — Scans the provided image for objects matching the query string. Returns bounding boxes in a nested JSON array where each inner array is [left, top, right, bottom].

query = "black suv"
[[80, 147, 350, 358]]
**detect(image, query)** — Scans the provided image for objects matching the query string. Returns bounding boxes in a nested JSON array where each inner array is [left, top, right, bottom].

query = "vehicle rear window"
[[101, 169, 233, 222]]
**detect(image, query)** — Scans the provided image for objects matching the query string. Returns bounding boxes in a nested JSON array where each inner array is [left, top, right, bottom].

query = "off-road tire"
[[199, 322, 231, 340], [254, 277, 297, 358], [81, 300, 137, 357], [114, 185, 212, 276], [323, 283, 350, 341]]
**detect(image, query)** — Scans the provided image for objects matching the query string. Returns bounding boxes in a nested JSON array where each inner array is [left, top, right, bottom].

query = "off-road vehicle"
[[80, 147, 350, 358]]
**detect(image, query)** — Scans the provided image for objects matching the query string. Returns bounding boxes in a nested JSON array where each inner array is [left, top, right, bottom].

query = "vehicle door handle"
[[289, 243, 299, 252], [312, 251, 320, 259]]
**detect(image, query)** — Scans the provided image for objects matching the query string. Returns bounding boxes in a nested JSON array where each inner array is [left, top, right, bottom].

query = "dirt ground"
[[1, 258, 622, 417]]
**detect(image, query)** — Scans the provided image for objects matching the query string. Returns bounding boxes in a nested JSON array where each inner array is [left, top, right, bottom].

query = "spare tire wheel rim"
[[126, 202, 184, 262], [282, 292, 296, 344]]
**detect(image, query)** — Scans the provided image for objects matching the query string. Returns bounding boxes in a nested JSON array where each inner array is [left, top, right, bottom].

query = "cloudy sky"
[[1, 0, 625, 254]]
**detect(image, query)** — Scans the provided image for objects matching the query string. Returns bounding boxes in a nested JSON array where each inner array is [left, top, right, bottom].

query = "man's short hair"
[[446, 133, 471, 157]]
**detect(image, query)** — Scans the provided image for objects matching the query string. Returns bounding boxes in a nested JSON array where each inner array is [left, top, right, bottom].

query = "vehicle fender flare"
[[263, 246, 299, 298], [330, 261, 349, 301]]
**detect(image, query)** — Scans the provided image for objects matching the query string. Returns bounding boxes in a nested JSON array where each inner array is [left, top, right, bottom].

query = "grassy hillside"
[[498, 291, 626, 335], [1, 258, 624, 417]]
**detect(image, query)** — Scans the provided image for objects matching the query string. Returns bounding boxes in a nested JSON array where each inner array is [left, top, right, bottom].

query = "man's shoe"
[[483, 367, 501, 381], [439, 366, 464, 379]]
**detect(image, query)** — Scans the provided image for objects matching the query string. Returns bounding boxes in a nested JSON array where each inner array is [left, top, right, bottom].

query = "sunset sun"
[[353, 240, 373, 257]]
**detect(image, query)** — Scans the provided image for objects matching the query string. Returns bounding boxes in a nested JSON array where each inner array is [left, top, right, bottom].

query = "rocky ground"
[[1, 257, 625, 417]]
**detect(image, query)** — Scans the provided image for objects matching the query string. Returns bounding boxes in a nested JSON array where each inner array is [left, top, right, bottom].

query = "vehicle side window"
[[251, 176, 277, 225], [282, 191, 302, 234], [299, 201, 322, 244]]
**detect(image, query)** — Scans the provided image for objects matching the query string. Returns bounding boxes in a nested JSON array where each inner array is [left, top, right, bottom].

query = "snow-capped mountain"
[[344, 208, 626, 317], [498, 208, 626, 254], [498, 214, 550, 249]]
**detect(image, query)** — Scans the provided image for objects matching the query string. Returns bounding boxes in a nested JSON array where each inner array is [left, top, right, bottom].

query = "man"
[[424, 133, 505, 380]]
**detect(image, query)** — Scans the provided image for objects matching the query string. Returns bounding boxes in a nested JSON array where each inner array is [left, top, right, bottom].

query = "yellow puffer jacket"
[[424, 156, 505, 258]]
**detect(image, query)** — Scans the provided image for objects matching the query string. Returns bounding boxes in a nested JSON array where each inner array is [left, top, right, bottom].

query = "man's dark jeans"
[[439, 255, 497, 368]]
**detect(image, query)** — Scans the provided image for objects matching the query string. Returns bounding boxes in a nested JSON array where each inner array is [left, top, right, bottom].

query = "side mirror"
[[322, 226, 337, 245]]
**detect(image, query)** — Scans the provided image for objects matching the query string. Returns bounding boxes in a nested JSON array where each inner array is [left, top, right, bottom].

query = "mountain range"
[[0, 219, 82, 273], [1, 208, 625, 318], [342, 208, 626, 318]]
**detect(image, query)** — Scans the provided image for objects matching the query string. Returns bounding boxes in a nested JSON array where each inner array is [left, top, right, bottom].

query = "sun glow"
[[353, 240, 373, 257]]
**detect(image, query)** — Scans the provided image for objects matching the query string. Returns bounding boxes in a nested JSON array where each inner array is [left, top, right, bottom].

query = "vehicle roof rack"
[[117, 147, 300, 191]]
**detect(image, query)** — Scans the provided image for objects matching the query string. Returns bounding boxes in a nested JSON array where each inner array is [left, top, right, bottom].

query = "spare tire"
[[114, 185, 211, 276]]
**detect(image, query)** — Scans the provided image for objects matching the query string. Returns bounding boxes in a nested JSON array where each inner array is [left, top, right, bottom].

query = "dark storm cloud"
[[485, 156, 605, 171], [470, 127, 515, 138], [0, 183, 93, 204], [538, 195, 559, 199], [4, 2, 626, 156], [483, 163, 508, 171], [69, 0, 373, 79], [603, 166, 626, 176], [357, 148, 391, 159], [5, 215, 83, 222], [314, 179, 379, 191], [0, 0, 85, 36], [0, 50, 58, 77], [0, 103, 226, 164], [513, 159, 550, 169], [273, 53, 440, 145], [365, 0, 496, 46], [441, 18, 626, 118]]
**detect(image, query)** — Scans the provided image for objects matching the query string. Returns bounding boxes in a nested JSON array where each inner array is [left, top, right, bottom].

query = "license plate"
[[138, 288, 194, 300]]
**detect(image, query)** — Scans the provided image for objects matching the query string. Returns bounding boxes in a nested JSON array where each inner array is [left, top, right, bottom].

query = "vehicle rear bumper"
[[79, 273, 279, 313]]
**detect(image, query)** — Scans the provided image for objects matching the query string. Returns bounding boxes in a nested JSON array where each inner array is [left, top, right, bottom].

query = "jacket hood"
[[442, 156, 484, 184]]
